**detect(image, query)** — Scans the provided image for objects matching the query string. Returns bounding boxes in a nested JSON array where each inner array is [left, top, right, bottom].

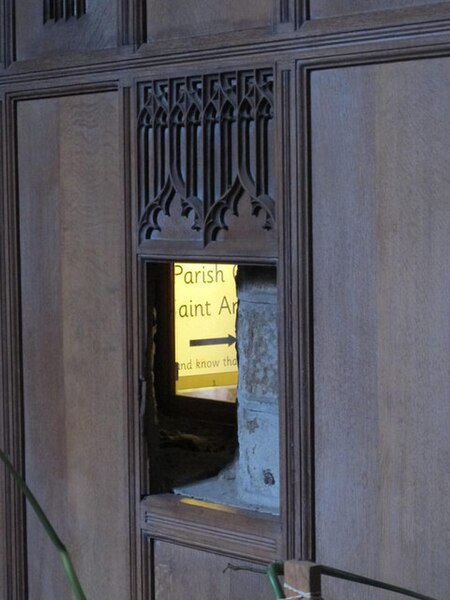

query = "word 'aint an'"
[[178, 295, 237, 318]]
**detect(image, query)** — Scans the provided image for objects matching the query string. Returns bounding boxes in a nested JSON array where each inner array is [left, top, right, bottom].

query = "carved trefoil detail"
[[137, 69, 275, 245], [44, 0, 86, 23]]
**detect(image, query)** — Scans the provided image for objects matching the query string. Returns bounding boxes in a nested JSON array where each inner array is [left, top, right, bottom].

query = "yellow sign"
[[174, 263, 238, 393]]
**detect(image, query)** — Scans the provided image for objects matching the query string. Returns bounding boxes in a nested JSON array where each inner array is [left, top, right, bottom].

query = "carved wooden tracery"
[[137, 68, 275, 245], [44, 0, 86, 23]]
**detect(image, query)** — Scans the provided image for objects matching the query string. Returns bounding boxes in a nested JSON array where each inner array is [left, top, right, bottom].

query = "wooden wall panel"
[[311, 58, 450, 599], [0, 406, 5, 598], [0, 358, 5, 597], [14, 0, 117, 62], [0, 99, 5, 600], [0, 2, 3, 67], [146, 0, 274, 42], [309, 0, 447, 19], [17, 91, 131, 599], [0, 456, 4, 597], [153, 540, 274, 599]]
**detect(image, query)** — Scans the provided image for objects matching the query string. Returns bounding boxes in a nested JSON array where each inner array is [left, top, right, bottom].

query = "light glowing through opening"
[[174, 263, 238, 401]]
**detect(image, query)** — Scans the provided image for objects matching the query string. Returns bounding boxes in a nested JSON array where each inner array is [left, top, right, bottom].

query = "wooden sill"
[[141, 493, 281, 563]]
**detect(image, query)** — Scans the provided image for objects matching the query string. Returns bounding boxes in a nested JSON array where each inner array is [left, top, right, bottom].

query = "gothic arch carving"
[[137, 68, 275, 246]]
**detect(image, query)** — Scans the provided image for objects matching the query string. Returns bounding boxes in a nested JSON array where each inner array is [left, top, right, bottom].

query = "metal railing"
[[0, 448, 87, 600], [268, 561, 439, 600]]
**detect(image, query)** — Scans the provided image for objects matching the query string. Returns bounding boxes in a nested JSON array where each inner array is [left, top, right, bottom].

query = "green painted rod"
[[0, 448, 87, 600], [267, 562, 286, 598], [267, 561, 438, 600]]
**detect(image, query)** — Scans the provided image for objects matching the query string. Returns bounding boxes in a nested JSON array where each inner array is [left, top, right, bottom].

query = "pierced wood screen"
[[44, 0, 86, 23], [137, 69, 275, 247]]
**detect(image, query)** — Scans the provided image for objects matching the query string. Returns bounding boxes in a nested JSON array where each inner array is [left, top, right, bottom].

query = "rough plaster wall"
[[235, 266, 279, 512]]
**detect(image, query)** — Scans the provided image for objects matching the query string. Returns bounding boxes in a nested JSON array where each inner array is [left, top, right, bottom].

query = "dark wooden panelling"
[[14, 0, 117, 62], [0, 98, 6, 600], [17, 91, 131, 599], [0, 0, 447, 598], [152, 539, 274, 599], [147, 0, 274, 43], [309, 0, 448, 19], [0, 378, 5, 597], [311, 58, 450, 599], [0, 465, 4, 595]]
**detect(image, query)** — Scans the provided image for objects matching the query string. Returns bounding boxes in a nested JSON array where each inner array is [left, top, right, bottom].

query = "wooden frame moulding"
[[121, 80, 141, 600], [0, 80, 140, 600], [134, 57, 284, 566], [1, 87, 28, 599], [274, 57, 313, 562], [141, 494, 281, 563], [1, 1, 449, 81], [292, 41, 450, 567], [137, 254, 282, 563]]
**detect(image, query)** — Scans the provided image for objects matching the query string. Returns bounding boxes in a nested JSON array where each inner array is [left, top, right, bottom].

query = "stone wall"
[[235, 266, 279, 512]]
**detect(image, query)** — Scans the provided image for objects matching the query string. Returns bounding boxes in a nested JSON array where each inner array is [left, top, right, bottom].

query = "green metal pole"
[[267, 562, 285, 599], [267, 561, 438, 600], [320, 565, 438, 600], [0, 447, 87, 600]]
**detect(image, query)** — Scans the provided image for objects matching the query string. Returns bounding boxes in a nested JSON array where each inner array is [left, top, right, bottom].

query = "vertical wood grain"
[[309, 0, 446, 19], [146, 0, 273, 42], [0, 98, 6, 600], [17, 91, 131, 600], [0, 348, 5, 598], [15, 0, 117, 62], [311, 58, 450, 599], [153, 540, 274, 600]]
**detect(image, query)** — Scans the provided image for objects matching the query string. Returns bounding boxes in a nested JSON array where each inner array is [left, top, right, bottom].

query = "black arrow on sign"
[[190, 334, 237, 347]]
